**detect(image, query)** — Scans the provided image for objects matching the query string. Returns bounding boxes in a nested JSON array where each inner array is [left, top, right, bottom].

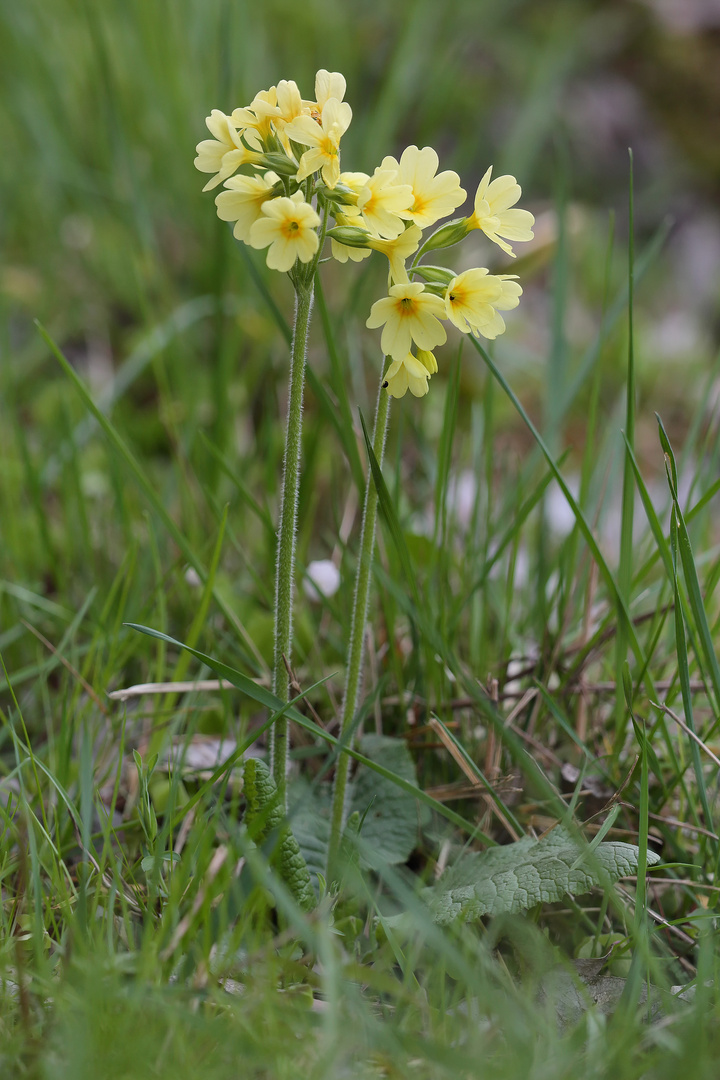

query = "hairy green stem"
[[327, 364, 391, 873], [271, 278, 314, 796]]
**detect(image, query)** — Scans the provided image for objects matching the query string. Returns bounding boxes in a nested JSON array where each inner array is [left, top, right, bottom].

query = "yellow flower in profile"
[[445, 268, 522, 339], [338, 170, 368, 189], [366, 282, 447, 360], [496, 274, 523, 310], [314, 69, 347, 110], [275, 80, 305, 125], [215, 172, 280, 243], [284, 98, 352, 188], [269, 81, 308, 155], [367, 224, 422, 285], [356, 168, 413, 239], [329, 219, 420, 282], [466, 167, 535, 257], [194, 110, 265, 192], [248, 191, 320, 272], [383, 349, 438, 398], [381, 146, 466, 229], [231, 88, 281, 151]]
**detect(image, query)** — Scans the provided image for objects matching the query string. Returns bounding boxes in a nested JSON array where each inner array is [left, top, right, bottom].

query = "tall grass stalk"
[[327, 362, 391, 873], [614, 151, 636, 747]]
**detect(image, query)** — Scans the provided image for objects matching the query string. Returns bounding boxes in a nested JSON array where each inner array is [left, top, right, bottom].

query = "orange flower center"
[[281, 219, 301, 239]]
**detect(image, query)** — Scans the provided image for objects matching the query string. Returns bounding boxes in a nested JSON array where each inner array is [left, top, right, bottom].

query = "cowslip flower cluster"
[[196, 70, 535, 398]]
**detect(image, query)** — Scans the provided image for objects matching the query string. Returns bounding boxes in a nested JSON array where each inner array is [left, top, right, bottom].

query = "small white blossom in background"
[[185, 566, 202, 588], [446, 469, 478, 529], [303, 559, 341, 601]]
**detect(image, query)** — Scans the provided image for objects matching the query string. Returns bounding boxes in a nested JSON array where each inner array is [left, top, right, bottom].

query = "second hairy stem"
[[327, 364, 391, 873], [271, 277, 314, 795]]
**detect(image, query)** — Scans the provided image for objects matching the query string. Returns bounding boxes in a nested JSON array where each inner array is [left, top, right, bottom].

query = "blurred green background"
[[4, 0, 719, 358], [1, 0, 719, 681]]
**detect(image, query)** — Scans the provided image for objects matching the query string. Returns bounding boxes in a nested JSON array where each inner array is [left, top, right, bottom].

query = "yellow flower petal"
[[445, 268, 518, 338], [383, 352, 433, 398], [248, 192, 320, 273], [285, 98, 351, 188], [381, 146, 466, 229], [215, 172, 279, 241], [467, 166, 535, 257], [357, 168, 413, 239], [366, 283, 447, 360]]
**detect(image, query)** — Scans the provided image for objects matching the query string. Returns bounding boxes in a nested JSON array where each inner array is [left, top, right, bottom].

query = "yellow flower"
[[366, 282, 447, 359], [380, 146, 466, 229], [248, 191, 320, 272], [338, 171, 370, 196], [356, 168, 413, 239], [329, 218, 420, 280], [284, 98, 352, 188], [367, 224, 422, 285], [466, 167, 535, 257], [314, 69, 347, 110], [445, 268, 522, 339], [383, 349, 438, 398], [194, 110, 265, 192], [275, 80, 304, 125], [496, 274, 523, 310], [231, 88, 281, 151], [215, 172, 280, 243]]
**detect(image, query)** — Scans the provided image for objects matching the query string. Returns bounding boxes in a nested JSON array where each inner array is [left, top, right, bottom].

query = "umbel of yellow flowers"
[[196, 70, 535, 398]]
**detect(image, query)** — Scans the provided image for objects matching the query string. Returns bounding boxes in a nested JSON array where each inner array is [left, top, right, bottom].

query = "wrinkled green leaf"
[[430, 827, 660, 925], [350, 734, 418, 868], [243, 760, 316, 911], [288, 779, 331, 884]]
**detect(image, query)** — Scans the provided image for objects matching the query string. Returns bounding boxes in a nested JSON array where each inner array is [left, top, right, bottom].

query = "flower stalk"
[[327, 362, 391, 873], [196, 67, 535, 847], [271, 276, 314, 794]]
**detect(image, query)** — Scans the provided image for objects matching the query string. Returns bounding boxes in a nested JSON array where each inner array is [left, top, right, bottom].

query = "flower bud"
[[316, 183, 358, 206], [412, 264, 455, 286], [416, 349, 438, 374], [326, 225, 371, 249], [261, 152, 302, 176], [421, 217, 470, 252]]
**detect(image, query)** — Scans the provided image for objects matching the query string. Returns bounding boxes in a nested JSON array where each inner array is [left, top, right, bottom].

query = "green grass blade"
[[658, 415, 720, 716], [305, 364, 365, 495], [669, 513, 714, 832], [616, 151, 636, 741], [470, 336, 655, 697], [125, 623, 481, 839], [37, 321, 262, 666], [624, 436, 673, 579], [430, 714, 523, 836], [313, 276, 364, 492], [359, 409, 422, 613]]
